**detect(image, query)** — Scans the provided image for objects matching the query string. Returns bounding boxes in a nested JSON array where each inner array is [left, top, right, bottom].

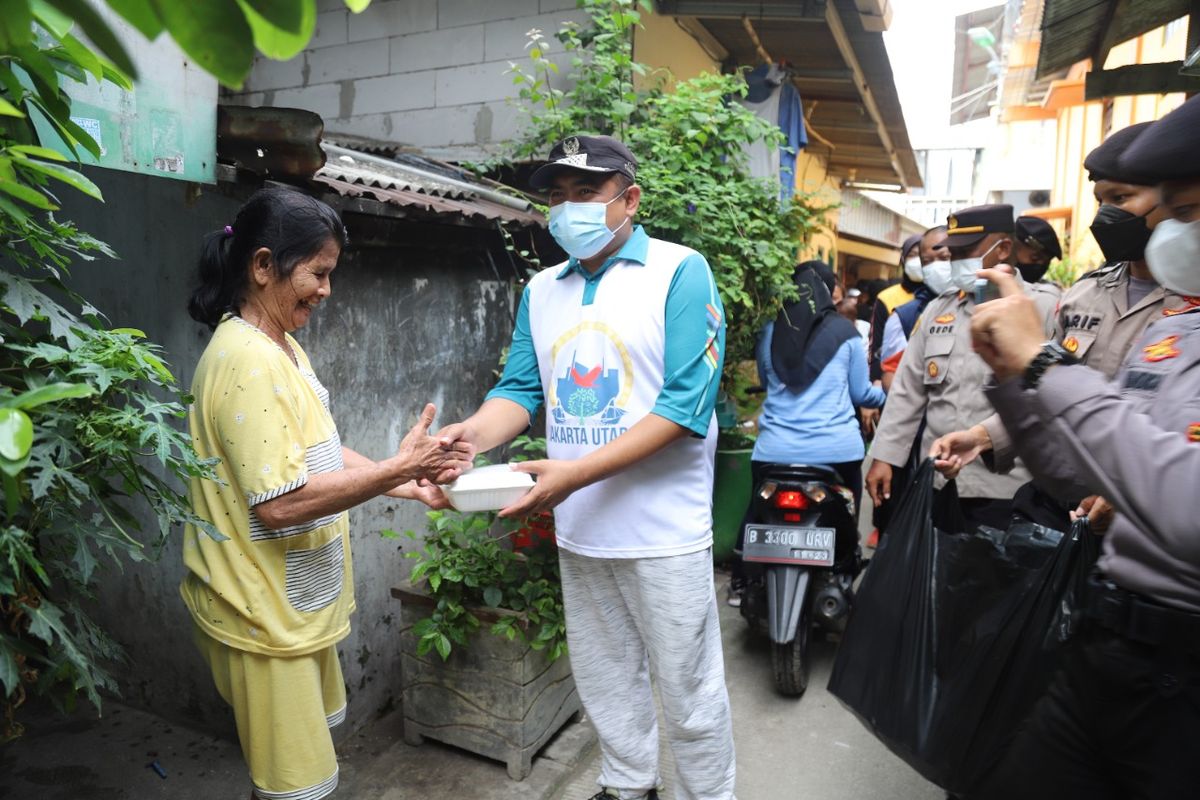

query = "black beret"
[[1015, 216, 1062, 260], [1117, 94, 1200, 185], [530, 135, 638, 190], [946, 204, 1014, 249], [1084, 122, 1153, 183]]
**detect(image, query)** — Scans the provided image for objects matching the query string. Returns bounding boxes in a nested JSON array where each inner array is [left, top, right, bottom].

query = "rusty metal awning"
[[658, 0, 921, 189], [217, 105, 544, 228], [1037, 0, 1192, 78]]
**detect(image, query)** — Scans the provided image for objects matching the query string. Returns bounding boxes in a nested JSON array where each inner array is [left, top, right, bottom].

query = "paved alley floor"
[[554, 570, 943, 800]]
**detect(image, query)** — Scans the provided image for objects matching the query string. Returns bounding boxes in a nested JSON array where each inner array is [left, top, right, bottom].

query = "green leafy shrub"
[[395, 511, 567, 663]]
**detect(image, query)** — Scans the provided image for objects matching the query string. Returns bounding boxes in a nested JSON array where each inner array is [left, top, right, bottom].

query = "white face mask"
[[923, 261, 953, 295], [1145, 218, 1200, 297], [904, 256, 924, 283], [950, 239, 1003, 293]]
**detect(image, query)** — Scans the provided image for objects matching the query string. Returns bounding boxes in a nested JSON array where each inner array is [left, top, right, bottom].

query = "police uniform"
[[871, 205, 1057, 523], [975, 95, 1200, 800], [1054, 262, 1197, 377], [870, 283, 1056, 502]]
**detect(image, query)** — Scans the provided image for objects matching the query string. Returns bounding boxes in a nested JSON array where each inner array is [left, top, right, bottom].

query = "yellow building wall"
[[1048, 20, 1188, 272], [632, 10, 720, 84]]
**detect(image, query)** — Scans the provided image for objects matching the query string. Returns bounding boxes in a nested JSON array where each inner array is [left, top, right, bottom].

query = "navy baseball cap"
[[529, 135, 638, 191]]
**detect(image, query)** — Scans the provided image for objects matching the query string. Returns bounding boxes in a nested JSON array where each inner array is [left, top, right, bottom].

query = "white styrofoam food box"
[[440, 464, 535, 512]]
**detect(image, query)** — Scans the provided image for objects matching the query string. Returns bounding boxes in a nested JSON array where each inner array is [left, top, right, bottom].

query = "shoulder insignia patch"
[[1063, 336, 1079, 354], [934, 313, 956, 325], [1189, 423, 1200, 443], [927, 360, 939, 378], [1143, 335, 1181, 363], [1163, 297, 1200, 317]]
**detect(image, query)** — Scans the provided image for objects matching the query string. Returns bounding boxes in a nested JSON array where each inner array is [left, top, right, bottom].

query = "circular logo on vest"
[[927, 360, 939, 379], [548, 321, 635, 428], [1063, 336, 1079, 353]]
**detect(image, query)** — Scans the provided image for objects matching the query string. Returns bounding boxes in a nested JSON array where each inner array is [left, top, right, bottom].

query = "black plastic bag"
[[827, 460, 1099, 795]]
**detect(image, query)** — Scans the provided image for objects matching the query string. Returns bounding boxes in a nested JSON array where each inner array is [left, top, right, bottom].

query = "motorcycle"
[[734, 463, 863, 696]]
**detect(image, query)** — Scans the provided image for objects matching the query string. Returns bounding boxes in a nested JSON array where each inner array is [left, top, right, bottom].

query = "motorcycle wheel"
[[770, 604, 811, 696]]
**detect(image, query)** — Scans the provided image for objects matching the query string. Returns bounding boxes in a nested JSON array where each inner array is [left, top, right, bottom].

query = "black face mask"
[[1090, 203, 1155, 263], [1016, 261, 1049, 284]]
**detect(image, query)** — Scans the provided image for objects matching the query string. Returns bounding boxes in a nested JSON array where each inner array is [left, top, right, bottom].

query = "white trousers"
[[559, 548, 736, 800]]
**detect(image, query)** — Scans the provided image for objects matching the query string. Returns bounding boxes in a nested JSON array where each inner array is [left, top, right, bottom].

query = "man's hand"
[[498, 460, 581, 519], [385, 479, 453, 510], [393, 404, 475, 484], [866, 459, 894, 507], [970, 269, 1046, 381], [929, 424, 992, 480], [861, 407, 880, 437], [1071, 495, 1115, 533]]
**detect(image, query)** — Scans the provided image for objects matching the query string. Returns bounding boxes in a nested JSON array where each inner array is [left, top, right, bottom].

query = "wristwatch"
[[1022, 340, 1076, 390]]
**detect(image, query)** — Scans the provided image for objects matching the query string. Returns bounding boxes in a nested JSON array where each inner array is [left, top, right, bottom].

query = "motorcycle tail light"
[[774, 490, 807, 509]]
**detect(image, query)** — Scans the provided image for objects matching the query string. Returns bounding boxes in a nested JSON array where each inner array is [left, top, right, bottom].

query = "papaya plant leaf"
[[150, 0, 254, 88], [0, 409, 34, 462], [105, 0, 164, 40], [236, 0, 316, 61], [5, 381, 95, 410], [42, 0, 137, 77]]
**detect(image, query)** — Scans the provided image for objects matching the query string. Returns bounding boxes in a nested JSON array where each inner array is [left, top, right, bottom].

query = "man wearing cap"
[[930, 123, 1194, 487], [965, 94, 1200, 799], [1012, 216, 1063, 303], [438, 135, 735, 800], [865, 204, 1056, 531]]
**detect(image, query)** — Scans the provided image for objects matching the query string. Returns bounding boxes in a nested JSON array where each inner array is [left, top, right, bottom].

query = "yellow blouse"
[[181, 315, 354, 656]]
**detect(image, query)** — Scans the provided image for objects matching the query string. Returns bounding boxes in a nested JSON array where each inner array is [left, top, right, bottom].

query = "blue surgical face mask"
[[548, 188, 630, 260]]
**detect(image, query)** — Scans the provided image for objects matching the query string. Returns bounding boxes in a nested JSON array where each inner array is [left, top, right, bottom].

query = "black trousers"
[[973, 625, 1200, 800]]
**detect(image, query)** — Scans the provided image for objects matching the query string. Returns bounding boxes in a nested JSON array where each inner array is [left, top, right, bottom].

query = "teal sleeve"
[[485, 285, 544, 419], [651, 253, 725, 437]]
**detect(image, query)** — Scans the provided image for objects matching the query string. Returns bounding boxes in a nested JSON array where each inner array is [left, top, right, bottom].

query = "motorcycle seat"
[[759, 463, 845, 487]]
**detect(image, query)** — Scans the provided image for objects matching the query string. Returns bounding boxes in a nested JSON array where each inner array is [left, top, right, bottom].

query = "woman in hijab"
[[729, 262, 886, 605]]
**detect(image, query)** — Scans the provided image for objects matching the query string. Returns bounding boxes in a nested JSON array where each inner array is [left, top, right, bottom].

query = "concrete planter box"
[[392, 583, 582, 780]]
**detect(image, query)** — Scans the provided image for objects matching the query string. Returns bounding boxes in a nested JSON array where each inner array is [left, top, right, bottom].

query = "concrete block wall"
[[226, 0, 587, 160]]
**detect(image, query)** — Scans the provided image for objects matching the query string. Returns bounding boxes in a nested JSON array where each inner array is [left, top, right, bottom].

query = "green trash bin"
[[711, 446, 753, 563]]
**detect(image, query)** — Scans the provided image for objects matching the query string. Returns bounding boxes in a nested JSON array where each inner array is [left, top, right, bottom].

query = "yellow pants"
[[194, 627, 346, 799]]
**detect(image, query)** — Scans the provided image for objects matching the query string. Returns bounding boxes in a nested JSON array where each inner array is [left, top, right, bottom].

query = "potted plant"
[[389, 504, 576, 780]]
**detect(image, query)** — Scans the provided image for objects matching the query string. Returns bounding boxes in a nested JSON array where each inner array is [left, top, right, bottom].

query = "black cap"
[[900, 233, 922, 263], [1084, 122, 1153, 183], [529, 135, 638, 190], [1015, 216, 1062, 260], [1118, 94, 1200, 184], [945, 204, 1014, 249]]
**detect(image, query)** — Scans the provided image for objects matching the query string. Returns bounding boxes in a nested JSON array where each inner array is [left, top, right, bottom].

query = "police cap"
[[529, 135, 638, 190], [1084, 122, 1153, 183], [1117, 94, 1200, 184], [1015, 215, 1062, 260], [945, 204, 1014, 249]]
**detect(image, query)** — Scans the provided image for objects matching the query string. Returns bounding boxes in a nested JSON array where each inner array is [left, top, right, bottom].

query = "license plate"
[[742, 525, 835, 566]]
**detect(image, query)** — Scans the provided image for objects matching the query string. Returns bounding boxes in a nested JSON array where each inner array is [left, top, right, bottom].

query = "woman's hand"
[[861, 407, 880, 437], [393, 404, 475, 484], [386, 479, 453, 509]]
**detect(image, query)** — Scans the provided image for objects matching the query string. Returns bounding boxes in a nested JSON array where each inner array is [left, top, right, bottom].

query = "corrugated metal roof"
[[1037, 0, 1192, 77], [314, 143, 544, 227]]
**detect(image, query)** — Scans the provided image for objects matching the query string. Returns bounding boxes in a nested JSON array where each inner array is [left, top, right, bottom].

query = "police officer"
[[968, 94, 1200, 800], [932, 123, 1194, 480], [1012, 216, 1063, 302], [865, 204, 1057, 531]]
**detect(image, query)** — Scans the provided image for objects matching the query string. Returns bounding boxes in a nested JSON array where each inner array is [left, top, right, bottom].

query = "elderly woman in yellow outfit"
[[181, 187, 473, 800]]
